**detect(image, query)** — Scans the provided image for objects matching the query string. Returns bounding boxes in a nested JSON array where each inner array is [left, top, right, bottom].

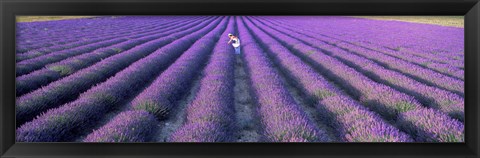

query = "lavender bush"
[[83, 110, 159, 142]]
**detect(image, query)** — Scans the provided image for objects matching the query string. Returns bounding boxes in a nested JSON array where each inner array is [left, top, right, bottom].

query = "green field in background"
[[17, 16, 97, 22], [353, 16, 464, 28]]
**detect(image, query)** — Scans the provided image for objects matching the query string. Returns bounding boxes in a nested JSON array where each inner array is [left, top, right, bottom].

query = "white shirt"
[[231, 38, 240, 48]]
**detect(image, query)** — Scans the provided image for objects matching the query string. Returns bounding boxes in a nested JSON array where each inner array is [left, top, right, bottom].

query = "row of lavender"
[[252, 17, 465, 121], [16, 16, 464, 142], [17, 16, 226, 141], [259, 17, 465, 77], [243, 16, 463, 142], [16, 16, 205, 75], [16, 16, 194, 54], [261, 16, 464, 64], [16, 16, 209, 96], [85, 17, 232, 142], [16, 16, 218, 127], [241, 17, 412, 142], [16, 17, 202, 62]]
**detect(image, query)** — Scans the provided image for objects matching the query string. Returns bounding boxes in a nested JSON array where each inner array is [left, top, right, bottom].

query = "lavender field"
[[15, 16, 464, 142]]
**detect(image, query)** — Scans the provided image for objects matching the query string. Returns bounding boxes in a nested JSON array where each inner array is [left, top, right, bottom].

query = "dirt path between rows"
[[233, 55, 262, 142]]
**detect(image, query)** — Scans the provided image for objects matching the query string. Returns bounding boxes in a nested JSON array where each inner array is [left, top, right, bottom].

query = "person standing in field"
[[228, 33, 241, 55]]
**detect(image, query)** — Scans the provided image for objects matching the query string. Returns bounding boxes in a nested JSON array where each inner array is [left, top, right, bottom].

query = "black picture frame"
[[1, 0, 479, 157]]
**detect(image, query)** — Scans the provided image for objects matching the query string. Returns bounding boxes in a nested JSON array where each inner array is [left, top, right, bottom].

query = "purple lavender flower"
[[83, 110, 159, 142]]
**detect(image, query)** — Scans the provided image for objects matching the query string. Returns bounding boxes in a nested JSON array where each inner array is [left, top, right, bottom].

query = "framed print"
[[1, 0, 479, 157]]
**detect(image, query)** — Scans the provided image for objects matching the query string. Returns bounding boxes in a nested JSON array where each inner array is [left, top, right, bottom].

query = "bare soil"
[[233, 55, 262, 142]]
